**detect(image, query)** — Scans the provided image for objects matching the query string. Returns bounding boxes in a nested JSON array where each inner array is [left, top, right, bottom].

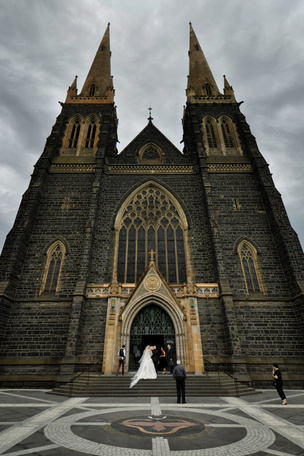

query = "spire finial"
[[148, 107, 153, 123]]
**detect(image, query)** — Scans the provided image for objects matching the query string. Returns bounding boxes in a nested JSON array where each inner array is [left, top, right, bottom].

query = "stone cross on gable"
[[149, 249, 156, 261]]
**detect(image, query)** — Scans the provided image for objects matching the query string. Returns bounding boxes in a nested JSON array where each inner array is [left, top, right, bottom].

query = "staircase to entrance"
[[51, 372, 258, 397]]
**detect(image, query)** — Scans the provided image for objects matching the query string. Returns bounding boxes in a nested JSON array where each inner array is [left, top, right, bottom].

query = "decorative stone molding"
[[107, 165, 194, 174], [208, 163, 252, 173], [86, 282, 219, 298], [51, 164, 96, 173]]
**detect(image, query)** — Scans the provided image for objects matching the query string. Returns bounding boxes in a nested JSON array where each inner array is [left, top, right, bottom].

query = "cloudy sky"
[[0, 0, 303, 253]]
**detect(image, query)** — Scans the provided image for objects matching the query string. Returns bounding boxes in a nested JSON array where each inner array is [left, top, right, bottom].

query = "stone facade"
[[0, 25, 303, 387]]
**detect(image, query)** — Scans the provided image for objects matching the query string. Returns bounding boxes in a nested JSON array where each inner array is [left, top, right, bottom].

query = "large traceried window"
[[116, 184, 188, 284], [238, 241, 264, 294], [40, 241, 66, 295]]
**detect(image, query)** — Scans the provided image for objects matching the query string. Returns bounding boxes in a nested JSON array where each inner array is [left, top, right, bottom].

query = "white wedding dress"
[[130, 345, 157, 388]]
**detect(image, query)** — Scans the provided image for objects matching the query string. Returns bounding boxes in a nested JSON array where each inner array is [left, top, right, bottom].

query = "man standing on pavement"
[[173, 360, 186, 403], [116, 344, 126, 376]]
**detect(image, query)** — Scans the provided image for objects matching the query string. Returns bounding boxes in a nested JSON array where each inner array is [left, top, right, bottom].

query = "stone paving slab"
[[0, 389, 303, 455]]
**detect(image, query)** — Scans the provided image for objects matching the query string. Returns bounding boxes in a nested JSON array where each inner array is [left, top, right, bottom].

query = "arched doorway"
[[129, 304, 175, 370]]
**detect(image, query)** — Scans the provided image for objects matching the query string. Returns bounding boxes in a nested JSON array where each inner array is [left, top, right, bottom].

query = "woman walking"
[[272, 363, 287, 405]]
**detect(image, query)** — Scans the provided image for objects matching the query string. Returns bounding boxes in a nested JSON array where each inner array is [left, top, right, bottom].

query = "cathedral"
[[0, 24, 303, 387]]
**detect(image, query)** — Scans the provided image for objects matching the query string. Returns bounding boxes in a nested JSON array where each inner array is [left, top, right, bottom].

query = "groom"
[[151, 345, 160, 374]]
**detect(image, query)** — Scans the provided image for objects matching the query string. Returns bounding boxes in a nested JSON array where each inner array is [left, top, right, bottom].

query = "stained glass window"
[[117, 186, 187, 284]]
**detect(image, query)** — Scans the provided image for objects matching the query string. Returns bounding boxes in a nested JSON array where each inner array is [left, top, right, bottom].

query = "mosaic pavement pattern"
[[0, 389, 304, 455]]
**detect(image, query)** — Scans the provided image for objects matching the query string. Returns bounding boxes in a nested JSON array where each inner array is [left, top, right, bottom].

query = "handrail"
[[68, 359, 103, 397], [204, 359, 240, 397]]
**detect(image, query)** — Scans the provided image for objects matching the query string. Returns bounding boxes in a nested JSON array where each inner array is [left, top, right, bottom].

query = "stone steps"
[[51, 372, 258, 397]]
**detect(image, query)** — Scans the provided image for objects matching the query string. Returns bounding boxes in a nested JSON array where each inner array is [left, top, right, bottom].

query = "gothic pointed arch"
[[237, 239, 265, 294], [60, 114, 84, 155], [218, 115, 242, 155], [83, 114, 100, 153], [120, 293, 186, 367], [114, 181, 189, 284], [202, 115, 220, 155], [138, 142, 164, 164], [60, 113, 100, 156], [40, 240, 67, 295]]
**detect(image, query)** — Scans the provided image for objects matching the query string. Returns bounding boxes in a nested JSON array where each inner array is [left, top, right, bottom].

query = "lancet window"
[[205, 118, 218, 148], [41, 241, 66, 295], [238, 241, 263, 294], [116, 185, 187, 284], [61, 114, 99, 155], [85, 119, 97, 148], [68, 120, 80, 148], [202, 115, 241, 155]]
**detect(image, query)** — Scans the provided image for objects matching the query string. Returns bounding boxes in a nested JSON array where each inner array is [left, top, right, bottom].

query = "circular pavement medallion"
[[44, 406, 276, 455]]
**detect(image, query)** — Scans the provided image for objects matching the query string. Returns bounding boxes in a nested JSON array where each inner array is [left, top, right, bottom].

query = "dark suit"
[[152, 348, 159, 373], [173, 364, 186, 403]]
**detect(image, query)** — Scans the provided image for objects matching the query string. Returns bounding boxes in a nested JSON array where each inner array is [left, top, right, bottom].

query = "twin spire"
[[65, 23, 114, 104], [187, 23, 236, 103], [65, 23, 236, 105]]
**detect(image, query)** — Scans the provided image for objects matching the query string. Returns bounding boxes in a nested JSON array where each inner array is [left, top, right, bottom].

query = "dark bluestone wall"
[[0, 93, 303, 387]]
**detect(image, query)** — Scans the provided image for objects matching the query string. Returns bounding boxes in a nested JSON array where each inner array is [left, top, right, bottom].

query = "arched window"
[[202, 115, 242, 156], [116, 185, 187, 284], [221, 117, 235, 148], [138, 143, 163, 164], [41, 241, 66, 294], [61, 114, 99, 155], [61, 114, 84, 155], [202, 116, 219, 154], [85, 120, 97, 148], [206, 119, 217, 148], [238, 241, 263, 293], [68, 120, 80, 148]]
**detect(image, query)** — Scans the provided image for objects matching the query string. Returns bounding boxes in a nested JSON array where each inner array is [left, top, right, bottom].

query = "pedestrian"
[[173, 360, 186, 404], [116, 344, 126, 376], [167, 344, 173, 374], [272, 363, 287, 405]]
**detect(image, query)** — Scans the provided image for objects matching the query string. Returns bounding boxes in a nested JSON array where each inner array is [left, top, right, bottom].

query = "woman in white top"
[[130, 345, 157, 388]]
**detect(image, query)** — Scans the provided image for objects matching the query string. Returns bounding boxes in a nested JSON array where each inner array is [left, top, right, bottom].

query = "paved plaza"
[[0, 388, 304, 455]]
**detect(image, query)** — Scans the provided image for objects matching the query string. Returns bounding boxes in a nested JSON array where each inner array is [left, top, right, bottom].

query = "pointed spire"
[[80, 23, 113, 98], [186, 24, 237, 104], [187, 23, 220, 100], [65, 24, 114, 104]]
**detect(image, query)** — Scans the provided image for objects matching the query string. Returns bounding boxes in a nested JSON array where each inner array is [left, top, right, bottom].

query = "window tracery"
[[138, 143, 163, 164], [202, 115, 242, 156], [238, 241, 264, 294], [60, 114, 99, 156], [116, 185, 187, 284], [40, 241, 66, 295]]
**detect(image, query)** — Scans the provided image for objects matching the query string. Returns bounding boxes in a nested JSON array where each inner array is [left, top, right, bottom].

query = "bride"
[[130, 345, 157, 388]]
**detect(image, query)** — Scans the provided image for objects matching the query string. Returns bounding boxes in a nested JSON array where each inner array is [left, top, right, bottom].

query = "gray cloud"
[[0, 0, 303, 252]]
